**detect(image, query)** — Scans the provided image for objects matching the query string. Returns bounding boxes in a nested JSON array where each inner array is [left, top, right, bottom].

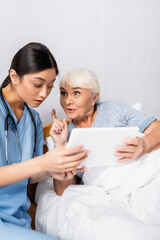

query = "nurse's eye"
[[74, 91, 80, 96], [34, 84, 42, 88], [60, 91, 67, 97]]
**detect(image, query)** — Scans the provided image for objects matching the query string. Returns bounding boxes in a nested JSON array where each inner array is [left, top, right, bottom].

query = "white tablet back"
[[67, 127, 139, 168]]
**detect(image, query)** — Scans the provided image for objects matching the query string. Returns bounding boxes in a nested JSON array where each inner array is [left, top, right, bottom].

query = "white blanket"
[[35, 149, 160, 240]]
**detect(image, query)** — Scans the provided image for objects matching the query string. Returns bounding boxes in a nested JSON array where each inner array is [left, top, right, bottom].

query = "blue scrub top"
[[0, 97, 43, 228]]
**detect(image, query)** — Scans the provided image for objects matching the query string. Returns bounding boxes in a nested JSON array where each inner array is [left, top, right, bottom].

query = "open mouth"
[[66, 108, 76, 113]]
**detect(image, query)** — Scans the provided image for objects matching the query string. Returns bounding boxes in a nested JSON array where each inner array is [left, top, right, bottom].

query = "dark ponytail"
[[1, 42, 59, 88], [1, 76, 11, 88]]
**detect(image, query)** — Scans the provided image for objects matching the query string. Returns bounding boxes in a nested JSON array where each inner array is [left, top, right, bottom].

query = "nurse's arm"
[[0, 156, 46, 187], [29, 172, 51, 184], [0, 145, 88, 187]]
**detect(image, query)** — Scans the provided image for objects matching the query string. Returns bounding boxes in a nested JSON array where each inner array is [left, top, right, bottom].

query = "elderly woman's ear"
[[92, 94, 99, 106]]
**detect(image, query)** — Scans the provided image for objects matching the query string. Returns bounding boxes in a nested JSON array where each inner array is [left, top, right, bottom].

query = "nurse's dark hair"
[[1, 42, 59, 88]]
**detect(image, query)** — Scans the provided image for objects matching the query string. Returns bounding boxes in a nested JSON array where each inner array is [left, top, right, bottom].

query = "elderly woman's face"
[[60, 84, 97, 120]]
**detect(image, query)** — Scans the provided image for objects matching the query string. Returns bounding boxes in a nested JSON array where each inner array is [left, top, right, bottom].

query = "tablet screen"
[[67, 127, 140, 168]]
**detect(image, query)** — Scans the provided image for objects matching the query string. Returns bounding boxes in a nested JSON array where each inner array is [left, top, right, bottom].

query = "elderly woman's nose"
[[65, 95, 73, 105]]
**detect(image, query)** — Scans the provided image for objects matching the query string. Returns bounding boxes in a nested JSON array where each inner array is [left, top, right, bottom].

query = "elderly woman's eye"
[[60, 91, 67, 96], [74, 91, 80, 96]]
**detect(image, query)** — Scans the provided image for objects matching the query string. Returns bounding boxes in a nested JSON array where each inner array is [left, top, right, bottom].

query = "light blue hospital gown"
[[0, 98, 56, 239], [68, 100, 156, 178]]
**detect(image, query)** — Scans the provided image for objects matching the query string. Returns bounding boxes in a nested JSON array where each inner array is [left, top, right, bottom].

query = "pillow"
[[132, 102, 142, 111]]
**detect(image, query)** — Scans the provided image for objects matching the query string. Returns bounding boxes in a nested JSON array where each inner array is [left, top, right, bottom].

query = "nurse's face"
[[11, 68, 56, 108]]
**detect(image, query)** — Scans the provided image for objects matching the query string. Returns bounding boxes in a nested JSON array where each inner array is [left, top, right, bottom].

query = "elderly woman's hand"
[[49, 109, 68, 147], [114, 137, 146, 163], [49, 167, 86, 181], [49, 170, 77, 181]]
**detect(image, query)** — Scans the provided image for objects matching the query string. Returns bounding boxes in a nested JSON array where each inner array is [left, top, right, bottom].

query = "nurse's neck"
[[2, 84, 24, 121]]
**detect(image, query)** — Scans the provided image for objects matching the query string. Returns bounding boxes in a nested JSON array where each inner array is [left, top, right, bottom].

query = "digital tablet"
[[67, 127, 140, 168]]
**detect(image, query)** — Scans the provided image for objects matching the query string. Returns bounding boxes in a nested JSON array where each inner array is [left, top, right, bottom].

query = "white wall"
[[104, 0, 160, 119], [0, 0, 160, 125]]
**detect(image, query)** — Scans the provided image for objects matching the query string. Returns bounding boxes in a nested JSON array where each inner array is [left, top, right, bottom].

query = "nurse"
[[0, 43, 87, 239]]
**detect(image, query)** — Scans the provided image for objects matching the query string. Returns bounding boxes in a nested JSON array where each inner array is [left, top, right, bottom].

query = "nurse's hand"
[[49, 109, 68, 147], [114, 137, 146, 163], [42, 144, 88, 173]]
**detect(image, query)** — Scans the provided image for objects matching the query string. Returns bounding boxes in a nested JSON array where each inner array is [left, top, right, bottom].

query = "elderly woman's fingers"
[[70, 169, 77, 175], [51, 109, 57, 120], [77, 167, 87, 172], [116, 157, 132, 163], [115, 137, 141, 151], [115, 145, 136, 153], [114, 136, 145, 162], [114, 151, 133, 158], [49, 121, 64, 135], [53, 122, 63, 133], [123, 137, 141, 145], [54, 120, 64, 130], [65, 170, 77, 179]]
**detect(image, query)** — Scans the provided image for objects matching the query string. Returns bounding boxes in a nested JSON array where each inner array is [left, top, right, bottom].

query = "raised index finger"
[[51, 109, 57, 121]]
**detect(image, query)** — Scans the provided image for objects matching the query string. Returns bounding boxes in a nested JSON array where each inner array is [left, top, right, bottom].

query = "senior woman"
[[49, 68, 160, 196]]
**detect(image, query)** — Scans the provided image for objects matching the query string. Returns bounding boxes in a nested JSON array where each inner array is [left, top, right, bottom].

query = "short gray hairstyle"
[[59, 68, 100, 103]]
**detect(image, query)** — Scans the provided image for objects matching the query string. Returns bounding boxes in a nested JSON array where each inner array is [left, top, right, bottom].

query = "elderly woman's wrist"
[[142, 137, 150, 154], [55, 142, 66, 148]]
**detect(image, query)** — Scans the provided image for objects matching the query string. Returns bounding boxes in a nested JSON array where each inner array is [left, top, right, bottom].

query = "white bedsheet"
[[35, 149, 160, 240]]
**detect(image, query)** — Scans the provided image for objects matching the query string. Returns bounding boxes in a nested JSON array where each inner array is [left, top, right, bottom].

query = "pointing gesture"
[[49, 109, 68, 147]]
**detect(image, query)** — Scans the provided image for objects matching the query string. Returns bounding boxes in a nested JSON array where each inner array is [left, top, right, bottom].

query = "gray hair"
[[59, 68, 100, 103]]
